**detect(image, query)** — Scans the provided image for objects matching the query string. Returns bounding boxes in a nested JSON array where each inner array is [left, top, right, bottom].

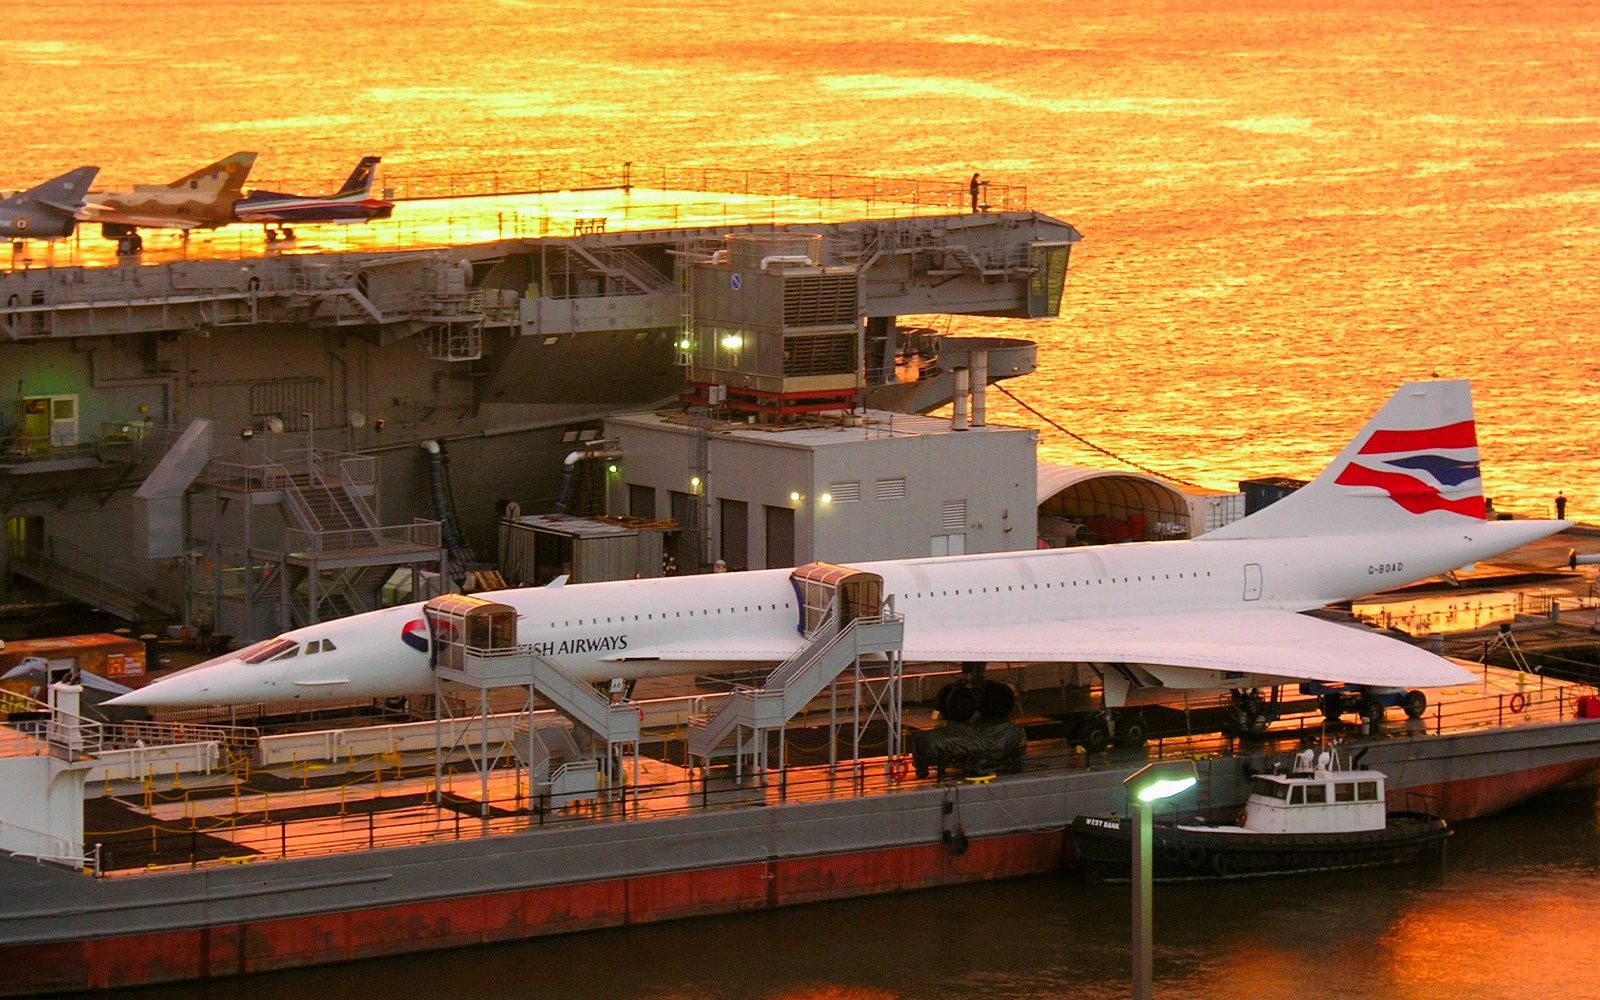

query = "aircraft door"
[[1243, 563, 1263, 601]]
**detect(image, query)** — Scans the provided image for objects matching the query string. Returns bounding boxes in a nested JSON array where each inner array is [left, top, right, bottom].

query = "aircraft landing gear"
[[114, 233, 143, 256], [934, 662, 1017, 724], [1227, 687, 1283, 737], [265, 225, 296, 244]]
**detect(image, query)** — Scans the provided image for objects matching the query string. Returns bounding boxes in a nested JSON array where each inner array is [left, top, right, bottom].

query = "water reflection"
[[88, 786, 1600, 1000]]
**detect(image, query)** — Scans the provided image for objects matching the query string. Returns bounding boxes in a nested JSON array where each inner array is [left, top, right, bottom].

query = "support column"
[[864, 315, 895, 385]]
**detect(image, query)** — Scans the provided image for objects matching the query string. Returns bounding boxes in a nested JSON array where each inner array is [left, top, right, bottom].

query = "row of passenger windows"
[[549, 603, 793, 629], [899, 571, 1213, 599], [540, 570, 1215, 629]]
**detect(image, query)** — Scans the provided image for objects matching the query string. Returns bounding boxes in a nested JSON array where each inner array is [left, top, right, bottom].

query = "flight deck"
[[4, 164, 1030, 272]]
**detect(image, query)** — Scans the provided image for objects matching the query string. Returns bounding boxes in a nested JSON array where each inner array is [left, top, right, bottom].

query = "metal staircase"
[[686, 614, 904, 772], [194, 448, 445, 642], [426, 595, 642, 815], [686, 561, 905, 779]]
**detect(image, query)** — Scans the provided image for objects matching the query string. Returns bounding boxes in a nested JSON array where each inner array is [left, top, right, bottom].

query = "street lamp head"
[[1135, 776, 1198, 803], [1124, 759, 1200, 804]]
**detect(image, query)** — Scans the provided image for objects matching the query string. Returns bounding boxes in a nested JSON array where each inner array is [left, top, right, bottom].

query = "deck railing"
[[67, 661, 1600, 877]]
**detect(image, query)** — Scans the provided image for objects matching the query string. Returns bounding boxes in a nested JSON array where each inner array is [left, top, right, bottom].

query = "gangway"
[[687, 562, 904, 781], [424, 594, 641, 816]]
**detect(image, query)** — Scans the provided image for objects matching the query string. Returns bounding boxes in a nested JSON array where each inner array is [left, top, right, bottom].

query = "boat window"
[[1335, 782, 1356, 802], [239, 638, 298, 664], [1250, 777, 1288, 799], [1358, 780, 1379, 801], [1290, 786, 1304, 805], [1305, 784, 1327, 804]]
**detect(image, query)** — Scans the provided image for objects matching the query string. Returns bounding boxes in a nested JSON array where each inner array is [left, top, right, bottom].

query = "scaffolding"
[[687, 562, 904, 783], [425, 594, 641, 817]]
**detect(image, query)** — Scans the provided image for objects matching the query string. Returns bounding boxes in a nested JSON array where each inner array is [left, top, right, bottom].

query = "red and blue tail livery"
[[1334, 418, 1485, 517]]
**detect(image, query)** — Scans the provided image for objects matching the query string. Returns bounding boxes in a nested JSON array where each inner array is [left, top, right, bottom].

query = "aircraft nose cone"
[[105, 674, 209, 708]]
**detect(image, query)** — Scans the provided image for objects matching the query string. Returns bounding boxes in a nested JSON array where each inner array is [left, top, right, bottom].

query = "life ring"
[[890, 756, 911, 782], [13, 217, 27, 233], [1509, 692, 1526, 714]]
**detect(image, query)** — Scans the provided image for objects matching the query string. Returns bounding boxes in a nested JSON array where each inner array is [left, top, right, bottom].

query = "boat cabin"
[[1238, 759, 1387, 835]]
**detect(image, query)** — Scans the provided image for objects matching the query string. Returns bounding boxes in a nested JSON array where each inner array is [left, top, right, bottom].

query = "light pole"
[[1125, 760, 1199, 1000]]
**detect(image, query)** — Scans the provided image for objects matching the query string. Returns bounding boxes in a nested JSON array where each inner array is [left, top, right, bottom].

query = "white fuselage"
[[118, 519, 1553, 708]]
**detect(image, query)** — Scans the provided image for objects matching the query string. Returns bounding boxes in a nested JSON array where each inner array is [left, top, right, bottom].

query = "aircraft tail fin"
[[7, 166, 100, 216], [167, 152, 257, 195], [1206, 380, 1489, 540], [336, 156, 382, 197]]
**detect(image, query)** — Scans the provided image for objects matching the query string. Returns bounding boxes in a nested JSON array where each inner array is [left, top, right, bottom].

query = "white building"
[[605, 409, 1038, 571]]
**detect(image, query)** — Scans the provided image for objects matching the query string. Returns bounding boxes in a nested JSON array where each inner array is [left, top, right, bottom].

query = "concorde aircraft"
[[110, 380, 1567, 713], [0, 166, 99, 241]]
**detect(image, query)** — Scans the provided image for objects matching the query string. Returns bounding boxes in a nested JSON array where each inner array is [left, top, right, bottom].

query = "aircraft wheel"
[[978, 679, 1015, 719], [1402, 690, 1428, 719], [944, 684, 978, 724], [1114, 716, 1148, 749], [1360, 695, 1386, 726], [1074, 716, 1109, 750]]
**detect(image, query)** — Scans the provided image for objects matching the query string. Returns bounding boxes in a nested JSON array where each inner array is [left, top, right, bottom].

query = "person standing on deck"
[[970, 172, 981, 213], [1556, 492, 1568, 519]]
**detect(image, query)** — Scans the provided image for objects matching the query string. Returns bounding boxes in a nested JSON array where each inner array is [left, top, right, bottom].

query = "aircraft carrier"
[[0, 165, 1077, 640]]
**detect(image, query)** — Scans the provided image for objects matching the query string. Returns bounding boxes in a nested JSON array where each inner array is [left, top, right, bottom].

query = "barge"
[[2, 661, 1599, 995]]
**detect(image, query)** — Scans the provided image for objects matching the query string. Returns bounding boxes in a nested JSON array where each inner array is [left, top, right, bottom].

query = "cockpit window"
[[322, 639, 336, 652], [240, 638, 298, 664]]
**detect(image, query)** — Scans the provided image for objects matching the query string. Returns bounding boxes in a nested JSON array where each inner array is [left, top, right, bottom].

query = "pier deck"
[[70, 658, 1595, 876]]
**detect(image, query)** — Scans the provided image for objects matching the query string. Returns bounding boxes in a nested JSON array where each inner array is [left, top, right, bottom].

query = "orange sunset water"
[[11, 0, 1600, 516]]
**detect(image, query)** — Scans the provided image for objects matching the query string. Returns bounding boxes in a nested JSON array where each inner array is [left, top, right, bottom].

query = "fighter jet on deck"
[[0, 166, 100, 241], [232, 155, 393, 243], [79, 152, 257, 254]]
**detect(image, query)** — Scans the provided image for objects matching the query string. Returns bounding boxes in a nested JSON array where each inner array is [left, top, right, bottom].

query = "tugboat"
[[1071, 745, 1451, 882]]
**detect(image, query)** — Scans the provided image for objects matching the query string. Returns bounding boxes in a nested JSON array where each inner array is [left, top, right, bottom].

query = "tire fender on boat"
[[1181, 843, 1207, 868], [1160, 840, 1183, 864]]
